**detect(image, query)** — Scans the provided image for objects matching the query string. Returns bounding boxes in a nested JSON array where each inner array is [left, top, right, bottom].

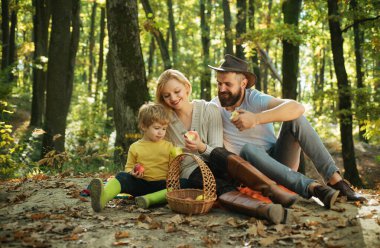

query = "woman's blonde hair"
[[155, 69, 192, 107], [138, 103, 170, 130]]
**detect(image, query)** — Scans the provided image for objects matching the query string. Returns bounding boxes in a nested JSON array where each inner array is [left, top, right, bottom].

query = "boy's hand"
[[130, 163, 144, 178]]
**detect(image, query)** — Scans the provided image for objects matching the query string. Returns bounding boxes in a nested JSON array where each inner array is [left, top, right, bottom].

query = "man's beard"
[[218, 89, 243, 107]]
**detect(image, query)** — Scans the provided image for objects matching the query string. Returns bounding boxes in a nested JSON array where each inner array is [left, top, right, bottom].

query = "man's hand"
[[231, 109, 260, 131]]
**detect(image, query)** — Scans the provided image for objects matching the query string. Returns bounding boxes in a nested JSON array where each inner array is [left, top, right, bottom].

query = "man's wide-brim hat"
[[208, 54, 256, 88]]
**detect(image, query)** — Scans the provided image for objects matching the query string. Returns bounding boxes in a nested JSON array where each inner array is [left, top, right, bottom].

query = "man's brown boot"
[[219, 191, 290, 224], [311, 184, 340, 209], [210, 148, 298, 208], [328, 180, 366, 202]]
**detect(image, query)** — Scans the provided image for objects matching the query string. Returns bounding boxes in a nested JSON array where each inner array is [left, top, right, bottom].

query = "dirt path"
[[0, 175, 379, 248]]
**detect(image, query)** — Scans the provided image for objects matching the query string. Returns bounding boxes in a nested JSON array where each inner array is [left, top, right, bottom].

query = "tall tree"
[[107, 0, 150, 167], [147, 37, 156, 79], [248, 0, 261, 90], [141, 0, 172, 69], [200, 0, 211, 100], [9, 0, 17, 75], [281, 0, 302, 100], [95, 6, 106, 103], [262, 0, 273, 94], [236, 0, 246, 59], [222, 0, 233, 55], [350, 0, 368, 143], [31, 0, 51, 127], [328, 0, 362, 186], [167, 0, 177, 67], [1, 0, 12, 88], [1, 0, 10, 71], [313, 46, 326, 115], [88, 1, 97, 95], [105, 53, 114, 134], [42, 0, 80, 155]]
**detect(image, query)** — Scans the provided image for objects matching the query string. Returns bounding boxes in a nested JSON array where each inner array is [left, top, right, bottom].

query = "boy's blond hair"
[[138, 103, 170, 130]]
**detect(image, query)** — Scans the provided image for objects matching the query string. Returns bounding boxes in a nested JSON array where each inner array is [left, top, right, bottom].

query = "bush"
[[0, 101, 25, 179]]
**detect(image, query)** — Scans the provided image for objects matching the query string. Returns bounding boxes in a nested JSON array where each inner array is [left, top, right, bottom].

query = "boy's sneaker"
[[89, 178, 104, 212], [135, 196, 149, 209]]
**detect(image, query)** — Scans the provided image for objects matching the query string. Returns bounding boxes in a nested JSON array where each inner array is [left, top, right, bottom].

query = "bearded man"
[[208, 54, 366, 208]]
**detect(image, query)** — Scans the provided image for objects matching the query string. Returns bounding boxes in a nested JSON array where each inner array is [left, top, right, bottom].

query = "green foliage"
[[0, 101, 26, 179], [362, 119, 380, 144], [2, 0, 379, 180], [62, 85, 117, 174]]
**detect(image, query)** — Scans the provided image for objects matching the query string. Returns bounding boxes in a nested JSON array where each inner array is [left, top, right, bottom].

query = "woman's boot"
[[210, 147, 298, 207], [219, 191, 288, 224], [135, 189, 167, 209], [90, 178, 121, 212]]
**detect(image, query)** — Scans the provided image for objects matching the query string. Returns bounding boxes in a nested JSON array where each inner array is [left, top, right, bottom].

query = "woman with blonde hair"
[[147, 69, 298, 224]]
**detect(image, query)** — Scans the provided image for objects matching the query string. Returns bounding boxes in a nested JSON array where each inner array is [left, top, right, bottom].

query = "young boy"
[[90, 103, 176, 212]]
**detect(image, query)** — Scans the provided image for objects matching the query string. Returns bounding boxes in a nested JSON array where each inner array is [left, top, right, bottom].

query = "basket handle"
[[166, 153, 216, 200]]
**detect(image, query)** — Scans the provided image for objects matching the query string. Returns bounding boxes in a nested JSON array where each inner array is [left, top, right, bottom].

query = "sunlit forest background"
[[0, 0, 379, 187]]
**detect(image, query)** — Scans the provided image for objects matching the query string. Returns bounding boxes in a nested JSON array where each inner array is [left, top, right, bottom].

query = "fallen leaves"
[[30, 213, 49, 220], [112, 240, 130, 246], [63, 233, 79, 241], [115, 231, 129, 239], [259, 236, 277, 246], [1, 175, 379, 247]]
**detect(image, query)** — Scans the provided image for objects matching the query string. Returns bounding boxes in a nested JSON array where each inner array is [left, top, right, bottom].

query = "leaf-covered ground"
[[0, 172, 379, 248]]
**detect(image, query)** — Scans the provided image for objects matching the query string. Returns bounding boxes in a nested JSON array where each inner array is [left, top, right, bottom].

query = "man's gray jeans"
[[240, 116, 338, 198]]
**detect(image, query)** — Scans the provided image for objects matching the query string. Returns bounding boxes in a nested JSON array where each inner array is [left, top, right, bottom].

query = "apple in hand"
[[230, 110, 239, 121], [133, 163, 145, 173], [170, 147, 183, 159], [184, 130, 197, 141]]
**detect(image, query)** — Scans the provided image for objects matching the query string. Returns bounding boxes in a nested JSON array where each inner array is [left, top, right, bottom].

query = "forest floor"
[[0, 143, 379, 248], [1, 106, 380, 247]]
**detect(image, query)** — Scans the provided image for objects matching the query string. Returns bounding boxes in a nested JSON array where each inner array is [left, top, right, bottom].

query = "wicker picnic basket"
[[166, 153, 217, 215]]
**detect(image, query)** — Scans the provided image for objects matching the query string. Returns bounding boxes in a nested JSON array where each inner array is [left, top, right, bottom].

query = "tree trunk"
[[236, 0, 246, 60], [1, 0, 10, 85], [9, 0, 17, 72], [327, 0, 362, 186], [88, 2, 97, 95], [248, 0, 260, 90], [31, 0, 51, 127], [147, 37, 155, 79], [200, 0, 211, 100], [350, 0, 368, 143], [105, 53, 114, 134], [257, 46, 282, 84], [42, 0, 80, 157], [281, 0, 302, 100], [95, 6, 106, 104], [222, 0, 233, 55], [316, 47, 325, 115], [262, 0, 272, 94], [107, 0, 150, 167], [1, 0, 10, 70], [141, 0, 172, 69], [167, 0, 177, 67]]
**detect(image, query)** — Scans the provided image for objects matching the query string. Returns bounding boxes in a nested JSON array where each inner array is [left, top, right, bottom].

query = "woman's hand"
[[184, 131, 206, 153]]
